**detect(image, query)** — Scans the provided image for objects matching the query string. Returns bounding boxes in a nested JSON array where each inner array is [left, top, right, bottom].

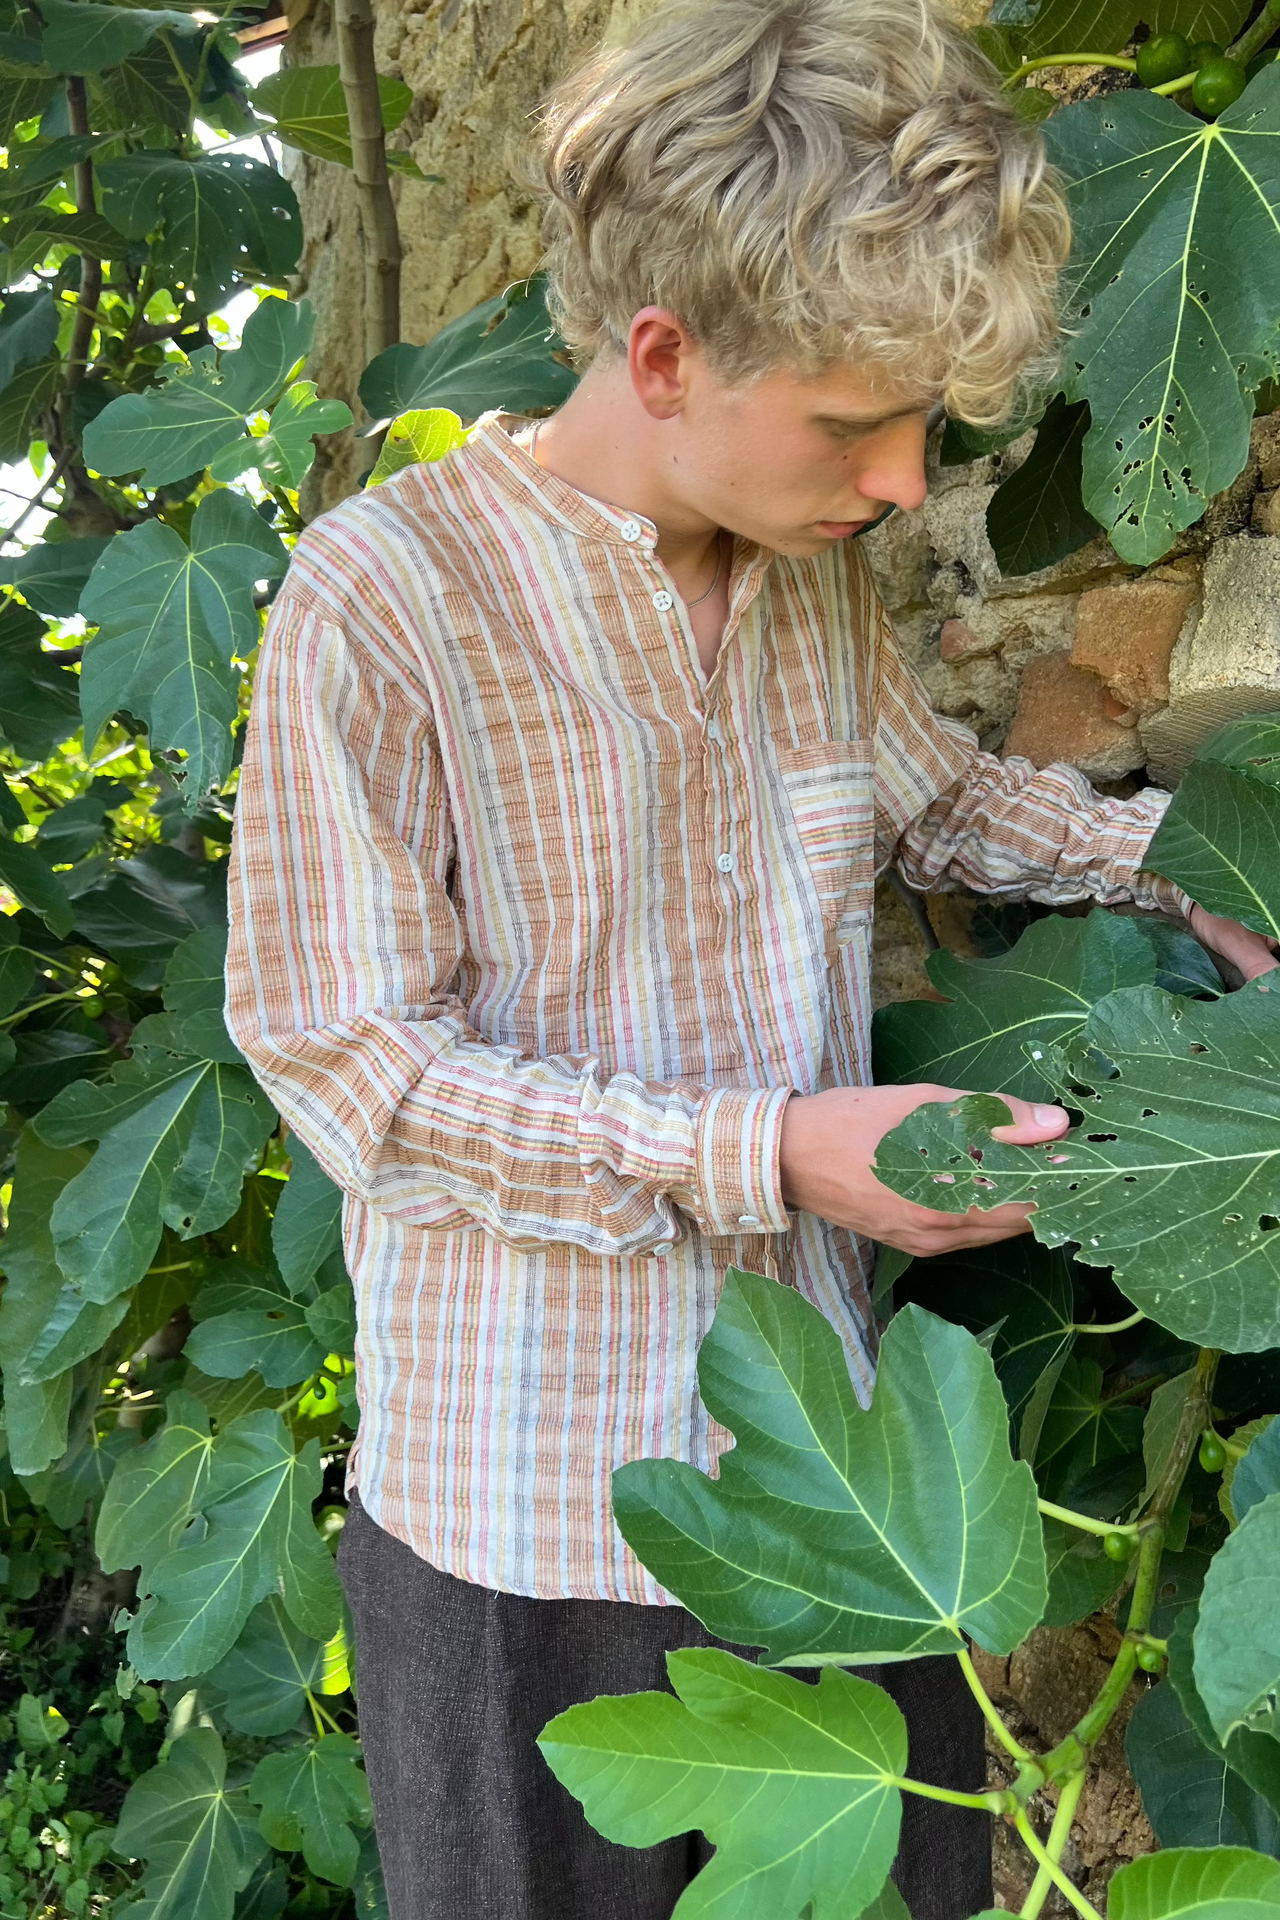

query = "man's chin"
[[769, 528, 864, 556]]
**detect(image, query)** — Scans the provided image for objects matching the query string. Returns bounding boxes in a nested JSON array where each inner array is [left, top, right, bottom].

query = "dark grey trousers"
[[339, 1490, 992, 1920]]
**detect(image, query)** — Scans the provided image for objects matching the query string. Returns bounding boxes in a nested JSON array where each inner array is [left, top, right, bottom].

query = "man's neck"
[[529, 357, 724, 587]]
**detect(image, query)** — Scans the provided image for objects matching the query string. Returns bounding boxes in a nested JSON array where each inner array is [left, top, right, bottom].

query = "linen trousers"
[[338, 1489, 992, 1920]]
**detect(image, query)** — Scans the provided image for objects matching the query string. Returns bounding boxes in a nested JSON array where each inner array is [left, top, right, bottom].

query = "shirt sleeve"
[[226, 591, 791, 1257], [865, 580, 1191, 917]]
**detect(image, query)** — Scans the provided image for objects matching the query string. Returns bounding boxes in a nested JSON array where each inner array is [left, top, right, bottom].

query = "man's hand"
[[1187, 902, 1280, 982], [778, 1083, 1068, 1255]]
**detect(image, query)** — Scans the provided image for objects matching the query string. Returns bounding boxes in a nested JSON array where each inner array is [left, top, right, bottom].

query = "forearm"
[[235, 1005, 793, 1257], [893, 751, 1192, 915]]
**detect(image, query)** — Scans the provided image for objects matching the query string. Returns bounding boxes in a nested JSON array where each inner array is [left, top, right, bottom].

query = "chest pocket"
[[776, 740, 875, 957]]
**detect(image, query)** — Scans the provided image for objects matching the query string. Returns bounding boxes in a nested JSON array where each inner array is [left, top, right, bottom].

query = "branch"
[[1231, 0, 1280, 64], [334, 0, 402, 364], [65, 77, 102, 398], [0, 444, 74, 546], [1020, 1771, 1085, 1920]]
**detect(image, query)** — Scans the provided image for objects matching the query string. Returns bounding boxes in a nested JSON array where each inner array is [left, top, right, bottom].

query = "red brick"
[[1004, 652, 1144, 779], [1069, 578, 1195, 716]]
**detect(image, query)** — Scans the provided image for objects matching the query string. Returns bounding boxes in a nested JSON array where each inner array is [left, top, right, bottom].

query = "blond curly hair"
[[533, 0, 1069, 426]]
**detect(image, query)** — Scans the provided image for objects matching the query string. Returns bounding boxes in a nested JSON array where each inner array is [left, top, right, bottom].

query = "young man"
[[226, 2, 1276, 1915]]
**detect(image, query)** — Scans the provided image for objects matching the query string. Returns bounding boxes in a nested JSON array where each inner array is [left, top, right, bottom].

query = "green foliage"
[[985, 394, 1096, 577], [78, 490, 290, 804], [540, 1651, 907, 1920], [612, 1275, 1047, 1663], [1195, 1490, 1280, 1743], [113, 1726, 268, 1920], [546, 722, 1280, 1909], [874, 977, 1280, 1352], [251, 66, 426, 178], [872, 908, 1162, 1099], [359, 275, 577, 423], [249, 1732, 373, 1886], [1042, 71, 1280, 563], [0, 7, 560, 1909], [1145, 717, 1280, 941]]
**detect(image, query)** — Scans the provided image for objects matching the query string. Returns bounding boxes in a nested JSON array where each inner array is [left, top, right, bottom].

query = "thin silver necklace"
[[684, 531, 727, 608], [530, 420, 726, 608]]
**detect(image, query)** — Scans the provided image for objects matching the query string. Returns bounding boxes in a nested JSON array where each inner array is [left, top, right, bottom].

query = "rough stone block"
[[1253, 488, 1280, 536], [1141, 531, 1280, 784], [1070, 577, 1197, 716], [923, 482, 1129, 601], [863, 507, 932, 613], [1252, 409, 1280, 490], [1004, 652, 1145, 780]]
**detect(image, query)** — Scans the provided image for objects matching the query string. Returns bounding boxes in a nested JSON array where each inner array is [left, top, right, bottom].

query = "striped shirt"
[[226, 416, 1186, 1603]]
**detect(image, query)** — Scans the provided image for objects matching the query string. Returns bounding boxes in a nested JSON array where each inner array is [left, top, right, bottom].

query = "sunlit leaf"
[[611, 1274, 1047, 1664], [366, 407, 466, 486], [1045, 68, 1280, 563], [79, 487, 288, 803], [84, 299, 315, 487], [540, 1649, 906, 1920], [1105, 1847, 1280, 1920]]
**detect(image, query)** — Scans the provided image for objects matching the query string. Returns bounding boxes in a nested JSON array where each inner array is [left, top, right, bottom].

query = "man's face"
[[662, 352, 935, 556]]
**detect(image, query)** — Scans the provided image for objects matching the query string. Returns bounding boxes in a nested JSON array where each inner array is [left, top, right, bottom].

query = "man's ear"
[[627, 307, 699, 420]]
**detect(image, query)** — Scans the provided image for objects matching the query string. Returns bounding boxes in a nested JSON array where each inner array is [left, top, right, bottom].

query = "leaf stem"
[[957, 1646, 1032, 1763], [276, 1374, 319, 1415], [306, 1688, 344, 1734], [0, 991, 82, 1028], [1230, 0, 1280, 64], [1013, 1805, 1102, 1920], [1001, 53, 1137, 89], [1072, 1309, 1144, 1335], [1020, 1769, 1085, 1920], [1037, 1499, 1137, 1540], [888, 1775, 1007, 1813], [1150, 70, 1198, 94]]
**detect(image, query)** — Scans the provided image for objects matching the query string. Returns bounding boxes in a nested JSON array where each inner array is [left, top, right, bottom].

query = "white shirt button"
[[652, 589, 674, 612], [620, 519, 642, 542], [716, 852, 735, 873], [738, 1214, 761, 1229]]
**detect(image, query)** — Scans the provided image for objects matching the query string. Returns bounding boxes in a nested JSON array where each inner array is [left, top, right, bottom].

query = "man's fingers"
[[988, 1096, 1069, 1145]]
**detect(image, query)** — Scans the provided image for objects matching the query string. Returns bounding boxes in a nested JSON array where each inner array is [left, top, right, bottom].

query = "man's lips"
[[816, 518, 872, 538]]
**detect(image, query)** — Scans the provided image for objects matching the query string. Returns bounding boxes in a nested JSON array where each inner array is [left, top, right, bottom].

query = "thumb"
[[988, 1096, 1070, 1145]]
